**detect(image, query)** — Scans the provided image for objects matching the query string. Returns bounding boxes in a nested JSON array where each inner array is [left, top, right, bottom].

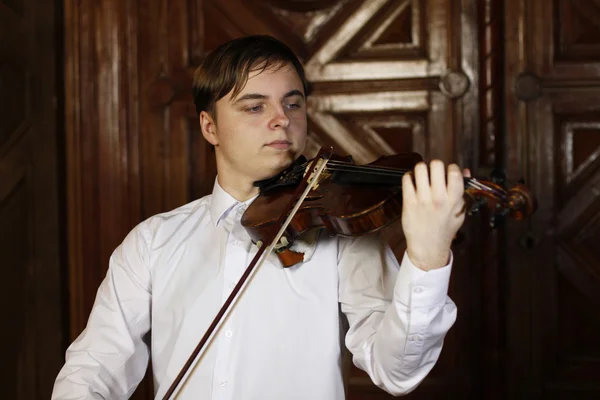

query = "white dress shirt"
[[52, 179, 457, 400]]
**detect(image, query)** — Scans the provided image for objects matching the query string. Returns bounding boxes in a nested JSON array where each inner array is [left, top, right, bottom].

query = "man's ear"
[[199, 111, 218, 146]]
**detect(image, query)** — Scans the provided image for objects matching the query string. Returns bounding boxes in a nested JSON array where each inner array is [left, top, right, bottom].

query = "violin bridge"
[[304, 158, 331, 190]]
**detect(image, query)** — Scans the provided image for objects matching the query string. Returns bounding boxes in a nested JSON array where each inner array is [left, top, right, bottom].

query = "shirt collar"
[[209, 177, 258, 227]]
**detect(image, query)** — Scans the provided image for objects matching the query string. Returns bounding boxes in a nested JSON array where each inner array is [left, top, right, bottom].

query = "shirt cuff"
[[394, 251, 453, 309]]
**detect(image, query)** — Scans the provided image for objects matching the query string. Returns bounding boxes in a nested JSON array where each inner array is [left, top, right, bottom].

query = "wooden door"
[[66, 0, 490, 398], [505, 0, 600, 398], [0, 0, 64, 398]]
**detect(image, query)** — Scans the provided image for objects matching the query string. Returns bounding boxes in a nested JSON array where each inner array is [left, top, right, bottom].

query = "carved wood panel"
[[505, 0, 600, 398], [66, 0, 487, 398], [555, 0, 600, 63], [0, 0, 64, 398]]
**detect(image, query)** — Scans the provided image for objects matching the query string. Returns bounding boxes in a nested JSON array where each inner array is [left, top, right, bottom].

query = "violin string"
[[325, 161, 499, 191], [325, 163, 498, 192], [326, 161, 412, 174], [300, 160, 411, 174], [296, 161, 506, 197], [323, 166, 496, 191]]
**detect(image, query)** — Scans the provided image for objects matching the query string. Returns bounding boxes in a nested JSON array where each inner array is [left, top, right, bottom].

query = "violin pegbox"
[[464, 177, 537, 228]]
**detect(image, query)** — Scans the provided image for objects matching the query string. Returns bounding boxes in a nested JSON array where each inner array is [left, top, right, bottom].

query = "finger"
[[455, 198, 467, 217], [402, 171, 416, 204], [413, 162, 432, 203], [429, 160, 447, 203], [447, 164, 465, 200], [463, 168, 471, 178]]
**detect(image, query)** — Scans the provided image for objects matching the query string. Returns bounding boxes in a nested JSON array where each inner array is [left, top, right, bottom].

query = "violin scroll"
[[464, 177, 537, 228]]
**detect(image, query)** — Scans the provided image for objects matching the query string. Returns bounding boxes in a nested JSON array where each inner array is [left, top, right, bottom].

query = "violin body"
[[241, 152, 423, 266]]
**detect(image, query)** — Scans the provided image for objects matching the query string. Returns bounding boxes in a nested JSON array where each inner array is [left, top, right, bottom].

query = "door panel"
[[505, 0, 600, 398], [0, 0, 63, 398]]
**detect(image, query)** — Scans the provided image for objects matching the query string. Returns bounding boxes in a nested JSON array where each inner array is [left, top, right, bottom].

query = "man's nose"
[[269, 107, 290, 129]]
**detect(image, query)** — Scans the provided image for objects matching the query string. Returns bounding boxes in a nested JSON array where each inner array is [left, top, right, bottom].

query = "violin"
[[241, 148, 537, 267], [161, 147, 536, 399]]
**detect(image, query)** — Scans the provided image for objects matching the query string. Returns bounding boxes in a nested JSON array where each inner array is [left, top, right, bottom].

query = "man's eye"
[[246, 105, 263, 113], [286, 103, 301, 110]]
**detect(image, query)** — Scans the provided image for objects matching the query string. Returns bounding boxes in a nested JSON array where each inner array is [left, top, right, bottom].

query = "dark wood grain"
[[0, 0, 65, 398]]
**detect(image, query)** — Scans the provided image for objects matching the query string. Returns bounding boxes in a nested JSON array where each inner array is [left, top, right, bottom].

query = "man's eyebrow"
[[233, 89, 305, 104], [283, 89, 304, 100], [233, 93, 267, 104]]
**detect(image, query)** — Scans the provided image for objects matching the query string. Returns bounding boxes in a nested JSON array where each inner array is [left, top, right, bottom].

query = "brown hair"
[[192, 35, 308, 119]]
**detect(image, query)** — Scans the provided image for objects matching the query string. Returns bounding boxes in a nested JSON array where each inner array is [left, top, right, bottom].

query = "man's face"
[[202, 63, 307, 184]]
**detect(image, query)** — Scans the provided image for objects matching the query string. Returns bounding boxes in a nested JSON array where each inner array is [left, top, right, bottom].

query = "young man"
[[52, 35, 468, 399]]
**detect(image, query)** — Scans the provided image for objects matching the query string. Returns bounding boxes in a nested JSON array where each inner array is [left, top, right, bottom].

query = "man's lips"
[[265, 140, 291, 149]]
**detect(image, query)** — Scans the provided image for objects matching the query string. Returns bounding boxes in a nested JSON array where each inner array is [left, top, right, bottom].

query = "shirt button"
[[229, 282, 236, 289], [413, 286, 423, 293], [234, 240, 241, 246], [225, 330, 233, 337], [220, 380, 227, 387]]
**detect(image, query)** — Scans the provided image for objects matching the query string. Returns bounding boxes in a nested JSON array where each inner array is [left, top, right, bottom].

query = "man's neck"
[[216, 174, 259, 202]]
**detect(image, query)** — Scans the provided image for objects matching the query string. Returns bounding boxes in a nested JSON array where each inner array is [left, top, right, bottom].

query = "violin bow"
[[160, 147, 333, 399]]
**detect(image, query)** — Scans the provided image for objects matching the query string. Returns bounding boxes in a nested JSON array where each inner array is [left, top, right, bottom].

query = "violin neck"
[[326, 163, 494, 194], [330, 169, 403, 186]]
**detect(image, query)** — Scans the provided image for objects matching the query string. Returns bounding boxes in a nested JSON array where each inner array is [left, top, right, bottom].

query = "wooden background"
[[1, 0, 600, 399]]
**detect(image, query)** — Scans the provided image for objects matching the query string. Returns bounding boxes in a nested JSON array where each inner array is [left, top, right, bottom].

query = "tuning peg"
[[489, 208, 510, 228]]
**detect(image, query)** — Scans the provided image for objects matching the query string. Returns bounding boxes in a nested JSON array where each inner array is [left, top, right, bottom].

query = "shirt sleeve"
[[51, 221, 153, 400], [338, 233, 457, 396]]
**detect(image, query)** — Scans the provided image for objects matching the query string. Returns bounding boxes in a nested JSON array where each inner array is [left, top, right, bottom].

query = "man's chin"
[[255, 157, 294, 181], [271, 148, 297, 163]]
